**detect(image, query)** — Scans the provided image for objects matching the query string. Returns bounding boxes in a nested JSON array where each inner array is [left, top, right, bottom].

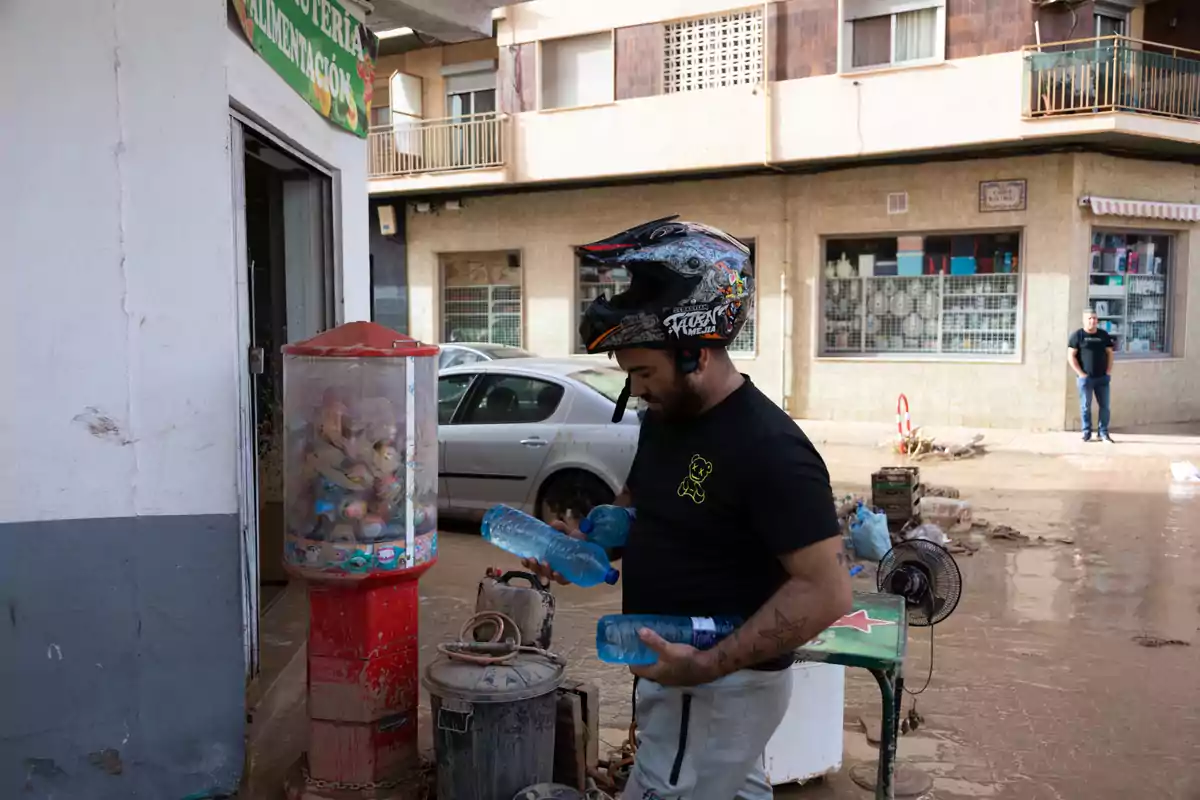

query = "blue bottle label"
[[690, 617, 719, 649]]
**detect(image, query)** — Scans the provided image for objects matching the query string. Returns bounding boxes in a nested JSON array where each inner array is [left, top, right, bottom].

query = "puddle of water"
[[1005, 547, 1077, 624], [931, 777, 999, 797]]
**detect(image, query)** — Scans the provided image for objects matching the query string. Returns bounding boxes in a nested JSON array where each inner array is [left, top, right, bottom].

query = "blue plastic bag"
[[850, 503, 892, 562]]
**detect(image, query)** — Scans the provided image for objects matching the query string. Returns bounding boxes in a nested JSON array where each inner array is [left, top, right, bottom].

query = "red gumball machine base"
[[284, 565, 436, 800]]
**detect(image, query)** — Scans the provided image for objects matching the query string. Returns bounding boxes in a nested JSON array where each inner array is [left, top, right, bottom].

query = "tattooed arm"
[[708, 536, 852, 676], [632, 536, 852, 686]]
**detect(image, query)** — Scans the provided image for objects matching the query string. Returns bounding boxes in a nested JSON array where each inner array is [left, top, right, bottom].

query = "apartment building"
[[367, 0, 1200, 430]]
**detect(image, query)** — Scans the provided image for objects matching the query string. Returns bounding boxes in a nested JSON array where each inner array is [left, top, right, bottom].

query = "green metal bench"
[[796, 591, 907, 800]]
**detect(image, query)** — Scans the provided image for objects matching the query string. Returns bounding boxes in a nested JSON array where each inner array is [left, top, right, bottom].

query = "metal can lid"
[[422, 649, 565, 704]]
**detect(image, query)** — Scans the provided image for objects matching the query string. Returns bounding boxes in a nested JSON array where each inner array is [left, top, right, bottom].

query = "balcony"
[[1025, 36, 1200, 122], [367, 38, 1200, 197], [368, 113, 506, 180]]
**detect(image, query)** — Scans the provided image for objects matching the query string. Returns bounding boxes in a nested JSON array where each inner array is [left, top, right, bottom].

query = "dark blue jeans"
[[1077, 375, 1111, 435]]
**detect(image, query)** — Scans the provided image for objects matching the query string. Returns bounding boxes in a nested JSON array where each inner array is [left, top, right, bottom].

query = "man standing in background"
[[1068, 309, 1115, 443]]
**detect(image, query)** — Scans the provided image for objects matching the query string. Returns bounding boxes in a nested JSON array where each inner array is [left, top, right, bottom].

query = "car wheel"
[[537, 471, 614, 529]]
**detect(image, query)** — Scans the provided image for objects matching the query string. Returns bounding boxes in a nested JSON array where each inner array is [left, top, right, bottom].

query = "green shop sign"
[[231, 0, 379, 138]]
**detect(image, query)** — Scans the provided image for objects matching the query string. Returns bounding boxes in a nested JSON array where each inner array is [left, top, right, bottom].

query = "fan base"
[[848, 762, 934, 797]]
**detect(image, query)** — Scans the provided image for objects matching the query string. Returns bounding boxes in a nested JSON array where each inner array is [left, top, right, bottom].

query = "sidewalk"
[[794, 418, 1200, 458]]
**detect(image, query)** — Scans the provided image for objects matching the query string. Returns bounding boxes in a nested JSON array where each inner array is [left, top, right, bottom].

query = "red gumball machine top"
[[282, 322, 440, 583]]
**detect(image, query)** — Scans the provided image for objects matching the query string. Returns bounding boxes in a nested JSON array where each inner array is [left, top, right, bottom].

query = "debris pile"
[[895, 428, 987, 461]]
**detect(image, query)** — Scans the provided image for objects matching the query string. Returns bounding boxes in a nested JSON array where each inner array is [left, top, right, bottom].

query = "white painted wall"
[[0, 0, 369, 525], [500, 0, 755, 45]]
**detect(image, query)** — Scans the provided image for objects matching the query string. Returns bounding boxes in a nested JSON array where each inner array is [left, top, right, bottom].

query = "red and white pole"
[[896, 394, 912, 454]]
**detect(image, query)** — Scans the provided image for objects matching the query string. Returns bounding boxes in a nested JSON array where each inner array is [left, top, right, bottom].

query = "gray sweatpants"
[[621, 669, 792, 800]]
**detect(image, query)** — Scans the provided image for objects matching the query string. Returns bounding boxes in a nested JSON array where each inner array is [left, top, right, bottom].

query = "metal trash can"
[[424, 650, 565, 800]]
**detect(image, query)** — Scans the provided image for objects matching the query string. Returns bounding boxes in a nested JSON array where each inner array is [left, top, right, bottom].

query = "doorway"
[[231, 115, 336, 679]]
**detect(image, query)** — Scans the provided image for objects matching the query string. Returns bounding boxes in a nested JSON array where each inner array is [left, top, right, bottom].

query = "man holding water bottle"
[[522, 218, 851, 800]]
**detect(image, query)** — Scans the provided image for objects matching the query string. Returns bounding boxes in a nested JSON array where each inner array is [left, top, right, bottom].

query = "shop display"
[[1086, 231, 1172, 354], [822, 231, 1022, 357]]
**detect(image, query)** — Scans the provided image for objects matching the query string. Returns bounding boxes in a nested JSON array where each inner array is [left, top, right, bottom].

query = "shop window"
[[820, 231, 1022, 359], [1087, 231, 1173, 356], [841, 0, 945, 71], [575, 240, 756, 354], [440, 251, 523, 347], [663, 10, 764, 94], [541, 32, 615, 110]]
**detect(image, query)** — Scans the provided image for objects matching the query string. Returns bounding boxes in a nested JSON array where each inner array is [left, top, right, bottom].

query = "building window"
[[820, 231, 1022, 359], [575, 239, 756, 354], [370, 105, 391, 127], [1087, 231, 1173, 356], [389, 71, 424, 120], [841, 0, 945, 71], [541, 32, 615, 110], [663, 9, 764, 94], [576, 259, 632, 355], [440, 251, 522, 346], [1094, 3, 1128, 38], [445, 65, 497, 119]]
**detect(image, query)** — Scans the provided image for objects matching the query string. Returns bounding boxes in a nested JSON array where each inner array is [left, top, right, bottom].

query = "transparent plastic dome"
[[281, 323, 438, 581]]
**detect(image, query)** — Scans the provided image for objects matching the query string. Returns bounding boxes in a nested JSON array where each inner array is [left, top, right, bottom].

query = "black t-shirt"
[[1068, 328, 1114, 378], [622, 377, 840, 670]]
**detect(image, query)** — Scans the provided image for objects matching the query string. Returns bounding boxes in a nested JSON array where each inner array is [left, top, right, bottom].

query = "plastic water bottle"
[[578, 505, 636, 549], [481, 505, 620, 587], [595, 614, 741, 665]]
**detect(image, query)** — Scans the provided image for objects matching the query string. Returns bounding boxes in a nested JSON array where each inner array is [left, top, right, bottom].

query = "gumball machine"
[[281, 322, 438, 800]]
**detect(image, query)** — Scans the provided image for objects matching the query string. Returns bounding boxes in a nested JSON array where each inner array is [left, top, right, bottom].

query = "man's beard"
[[644, 373, 705, 422]]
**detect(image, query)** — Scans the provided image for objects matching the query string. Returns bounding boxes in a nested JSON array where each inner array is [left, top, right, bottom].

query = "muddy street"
[[421, 444, 1199, 800], [248, 443, 1200, 799]]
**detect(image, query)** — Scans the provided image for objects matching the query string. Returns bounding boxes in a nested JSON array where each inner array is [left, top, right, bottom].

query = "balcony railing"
[[368, 113, 504, 178], [1025, 36, 1200, 122]]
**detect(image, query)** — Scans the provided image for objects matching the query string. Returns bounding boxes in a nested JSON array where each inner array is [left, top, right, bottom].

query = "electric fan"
[[850, 540, 964, 798], [877, 539, 963, 627]]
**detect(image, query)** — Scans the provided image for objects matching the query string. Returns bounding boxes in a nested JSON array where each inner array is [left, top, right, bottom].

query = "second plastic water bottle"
[[578, 505, 636, 549], [481, 505, 620, 587], [596, 614, 741, 665]]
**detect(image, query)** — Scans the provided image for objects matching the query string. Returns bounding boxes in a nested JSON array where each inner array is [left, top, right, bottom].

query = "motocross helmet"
[[576, 216, 754, 421]]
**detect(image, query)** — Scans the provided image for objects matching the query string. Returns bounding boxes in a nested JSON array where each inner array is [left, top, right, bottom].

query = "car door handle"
[[520, 438, 548, 447]]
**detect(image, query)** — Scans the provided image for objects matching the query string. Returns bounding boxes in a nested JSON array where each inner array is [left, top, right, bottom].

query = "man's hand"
[[629, 628, 720, 687], [519, 520, 582, 586]]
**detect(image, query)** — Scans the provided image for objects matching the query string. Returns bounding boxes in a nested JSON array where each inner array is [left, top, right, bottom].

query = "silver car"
[[437, 358, 639, 523], [438, 342, 535, 370]]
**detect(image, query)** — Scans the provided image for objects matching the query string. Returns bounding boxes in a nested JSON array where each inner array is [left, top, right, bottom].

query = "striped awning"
[[1080, 196, 1200, 222]]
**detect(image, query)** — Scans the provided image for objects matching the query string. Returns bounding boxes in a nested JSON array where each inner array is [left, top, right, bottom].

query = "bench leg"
[[871, 668, 901, 800]]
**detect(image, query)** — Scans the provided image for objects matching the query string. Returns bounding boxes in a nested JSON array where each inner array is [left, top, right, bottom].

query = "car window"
[[569, 367, 628, 404], [438, 374, 474, 424], [444, 349, 485, 370], [477, 345, 533, 359], [461, 376, 565, 425]]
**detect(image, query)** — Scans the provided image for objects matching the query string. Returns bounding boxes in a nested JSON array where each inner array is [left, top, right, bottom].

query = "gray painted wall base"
[[0, 514, 245, 799]]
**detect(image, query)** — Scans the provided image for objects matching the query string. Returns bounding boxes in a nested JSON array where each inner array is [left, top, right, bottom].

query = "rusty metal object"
[[475, 568, 556, 650]]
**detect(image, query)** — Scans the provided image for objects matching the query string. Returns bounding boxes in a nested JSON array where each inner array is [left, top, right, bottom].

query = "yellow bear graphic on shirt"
[[677, 455, 713, 504]]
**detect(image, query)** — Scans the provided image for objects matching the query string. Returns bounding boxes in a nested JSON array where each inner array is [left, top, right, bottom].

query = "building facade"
[[369, 0, 1200, 429]]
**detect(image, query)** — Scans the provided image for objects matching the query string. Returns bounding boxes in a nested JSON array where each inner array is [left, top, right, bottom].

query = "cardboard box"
[[950, 256, 977, 275], [897, 252, 923, 276]]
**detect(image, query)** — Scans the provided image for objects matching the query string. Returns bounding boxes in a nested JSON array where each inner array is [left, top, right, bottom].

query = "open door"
[[230, 113, 336, 680]]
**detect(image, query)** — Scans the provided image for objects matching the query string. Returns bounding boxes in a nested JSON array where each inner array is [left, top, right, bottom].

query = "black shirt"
[[1068, 328, 1114, 378], [622, 378, 840, 669]]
